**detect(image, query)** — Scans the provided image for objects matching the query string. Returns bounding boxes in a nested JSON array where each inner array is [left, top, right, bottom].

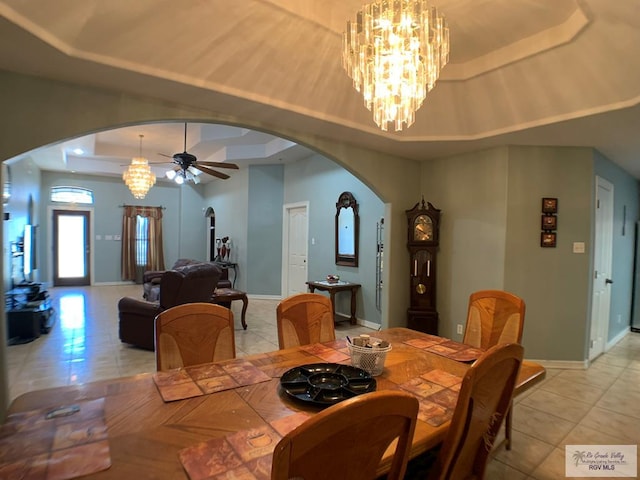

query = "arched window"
[[50, 186, 94, 204]]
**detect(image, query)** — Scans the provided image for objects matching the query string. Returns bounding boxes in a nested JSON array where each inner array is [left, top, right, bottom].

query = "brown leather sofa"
[[143, 258, 231, 301], [118, 262, 222, 350]]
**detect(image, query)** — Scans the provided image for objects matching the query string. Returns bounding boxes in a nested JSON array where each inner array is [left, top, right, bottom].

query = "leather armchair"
[[119, 262, 222, 350], [143, 258, 231, 301]]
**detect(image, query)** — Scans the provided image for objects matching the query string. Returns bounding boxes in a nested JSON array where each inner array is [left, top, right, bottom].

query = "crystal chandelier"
[[342, 0, 450, 132], [123, 135, 156, 199]]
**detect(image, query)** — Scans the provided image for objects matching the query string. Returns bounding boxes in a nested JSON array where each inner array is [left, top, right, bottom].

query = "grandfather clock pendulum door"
[[406, 198, 440, 334]]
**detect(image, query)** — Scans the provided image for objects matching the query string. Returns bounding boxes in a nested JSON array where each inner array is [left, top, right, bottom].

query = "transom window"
[[50, 186, 94, 204]]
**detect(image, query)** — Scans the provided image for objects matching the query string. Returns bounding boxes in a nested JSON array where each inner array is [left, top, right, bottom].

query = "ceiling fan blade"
[[158, 153, 173, 158], [196, 164, 230, 180], [196, 161, 239, 170]]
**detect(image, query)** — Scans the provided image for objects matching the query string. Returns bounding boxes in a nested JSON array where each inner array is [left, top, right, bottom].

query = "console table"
[[214, 261, 238, 289], [306, 280, 361, 325]]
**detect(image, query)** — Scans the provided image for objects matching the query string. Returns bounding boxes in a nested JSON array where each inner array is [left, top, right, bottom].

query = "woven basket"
[[347, 337, 392, 376]]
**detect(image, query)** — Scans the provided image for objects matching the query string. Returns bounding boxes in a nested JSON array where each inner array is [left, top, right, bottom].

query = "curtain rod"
[[119, 204, 166, 209]]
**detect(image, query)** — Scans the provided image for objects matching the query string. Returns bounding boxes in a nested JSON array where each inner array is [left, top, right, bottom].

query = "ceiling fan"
[[159, 123, 239, 181]]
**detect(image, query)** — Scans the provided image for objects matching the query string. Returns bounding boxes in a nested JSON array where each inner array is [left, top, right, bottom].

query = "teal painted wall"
[[3, 158, 41, 288], [594, 151, 640, 341], [39, 170, 207, 284], [247, 165, 284, 295], [505, 146, 593, 362], [284, 154, 385, 326]]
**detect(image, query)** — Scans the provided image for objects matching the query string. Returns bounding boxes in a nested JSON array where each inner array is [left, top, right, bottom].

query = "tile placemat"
[[399, 369, 463, 427], [179, 411, 312, 480], [153, 358, 272, 402], [299, 341, 349, 363], [0, 398, 111, 480], [404, 336, 485, 362]]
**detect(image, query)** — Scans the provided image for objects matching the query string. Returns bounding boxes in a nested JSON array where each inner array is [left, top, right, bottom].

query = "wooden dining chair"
[[271, 390, 419, 480], [276, 293, 335, 349], [463, 290, 525, 349], [427, 343, 524, 480], [463, 289, 525, 449], [154, 302, 235, 371]]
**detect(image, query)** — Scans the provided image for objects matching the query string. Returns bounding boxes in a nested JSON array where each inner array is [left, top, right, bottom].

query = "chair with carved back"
[[154, 302, 235, 371], [276, 293, 335, 349], [463, 289, 525, 450], [427, 343, 524, 479], [270, 390, 419, 480]]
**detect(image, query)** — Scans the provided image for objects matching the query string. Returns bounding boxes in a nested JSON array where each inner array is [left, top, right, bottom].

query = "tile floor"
[[6, 285, 640, 479]]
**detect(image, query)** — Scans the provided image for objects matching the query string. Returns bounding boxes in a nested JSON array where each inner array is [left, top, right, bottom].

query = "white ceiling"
[[30, 123, 316, 183], [1, 0, 639, 179]]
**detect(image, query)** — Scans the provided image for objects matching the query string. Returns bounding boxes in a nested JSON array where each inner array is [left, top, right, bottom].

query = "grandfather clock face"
[[413, 214, 433, 242]]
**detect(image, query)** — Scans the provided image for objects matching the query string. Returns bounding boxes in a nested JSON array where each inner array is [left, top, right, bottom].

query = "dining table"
[[1, 327, 546, 479]]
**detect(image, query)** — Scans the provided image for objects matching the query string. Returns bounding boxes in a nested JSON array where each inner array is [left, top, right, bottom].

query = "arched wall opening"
[[0, 71, 423, 418]]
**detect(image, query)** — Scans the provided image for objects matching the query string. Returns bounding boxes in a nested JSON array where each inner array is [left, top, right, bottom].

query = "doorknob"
[[605, 278, 613, 284]]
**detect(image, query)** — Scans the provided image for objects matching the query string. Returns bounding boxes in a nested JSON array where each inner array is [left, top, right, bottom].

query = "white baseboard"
[[528, 329, 632, 370], [246, 294, 282, 301], [527, 359, 589, 370], [93, 281, 137, 286], [606, 327, 630, 351], [359, 319, 382, 331]]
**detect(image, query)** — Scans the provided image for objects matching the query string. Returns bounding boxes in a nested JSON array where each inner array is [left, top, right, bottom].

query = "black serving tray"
[[280, 363, 376, 407]]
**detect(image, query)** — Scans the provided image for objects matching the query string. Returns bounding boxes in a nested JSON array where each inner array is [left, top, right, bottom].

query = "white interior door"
[[590, 176, 613, 360], [282, 203, 308, 297]]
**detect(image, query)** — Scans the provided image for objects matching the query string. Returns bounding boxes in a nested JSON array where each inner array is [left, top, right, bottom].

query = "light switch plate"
[[573, 242, 585, 253]]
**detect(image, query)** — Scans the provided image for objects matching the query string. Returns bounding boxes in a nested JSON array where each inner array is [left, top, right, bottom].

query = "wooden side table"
[[211, 288, 248, 330], [306, 281, 361, 325]]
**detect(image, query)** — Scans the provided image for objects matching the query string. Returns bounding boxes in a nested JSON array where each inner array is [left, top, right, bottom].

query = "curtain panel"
[[121, 205, 165, 281]]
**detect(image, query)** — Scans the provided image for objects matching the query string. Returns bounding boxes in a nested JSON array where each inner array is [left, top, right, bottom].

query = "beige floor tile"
[[595, 385, 640, 419], [554, 366, 621, 389], [538, 376, 607, 405], [493, 430, 556, 475], [512, 404, 577, 446], [529, 447, 597, 480], [578, 406, 640, 444], [561, 423, 630, 446], [485, 458, 529, 480], [593, 354, 633, 369], [627, 358, 640, 371], [519, 388, 593, 423]]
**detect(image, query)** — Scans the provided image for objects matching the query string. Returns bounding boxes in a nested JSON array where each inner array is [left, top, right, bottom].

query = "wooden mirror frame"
[[335, 191, 359, 267]]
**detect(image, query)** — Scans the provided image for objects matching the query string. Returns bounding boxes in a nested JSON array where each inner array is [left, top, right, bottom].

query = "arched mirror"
[[335, 191, 359, 267]]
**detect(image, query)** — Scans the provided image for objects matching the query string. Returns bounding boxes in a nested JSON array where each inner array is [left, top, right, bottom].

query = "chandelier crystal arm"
[[342, 0, 450, 132]]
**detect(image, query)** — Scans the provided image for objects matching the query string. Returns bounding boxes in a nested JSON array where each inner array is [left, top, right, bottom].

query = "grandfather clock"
[[406, 198, 440, 334]]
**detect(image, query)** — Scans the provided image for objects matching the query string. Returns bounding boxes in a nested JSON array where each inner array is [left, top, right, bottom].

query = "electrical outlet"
[[456, 324, 463, 335]]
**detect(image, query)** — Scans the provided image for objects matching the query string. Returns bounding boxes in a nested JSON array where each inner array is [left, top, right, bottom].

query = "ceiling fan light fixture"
[[342, 0, 449, 131], [123, 135, 155, 199], [160, 123, 238, 184]]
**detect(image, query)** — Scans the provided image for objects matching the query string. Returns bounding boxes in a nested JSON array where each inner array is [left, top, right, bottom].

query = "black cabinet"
[[6, 284, 54, 345]]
